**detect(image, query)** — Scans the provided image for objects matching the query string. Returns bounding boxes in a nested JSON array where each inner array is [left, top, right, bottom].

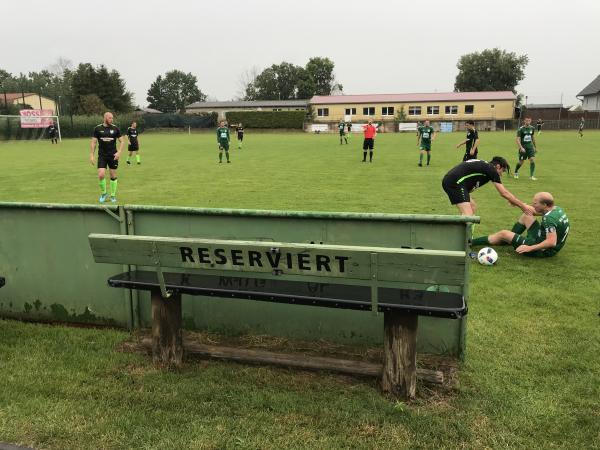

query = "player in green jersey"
[[578, 117, 584, 137], [338, 120, 348, 144], [472, 192, 569, 257], [216, 121, 230, 163], [417, 119, 436, 166], [514, 117, 538, 180]]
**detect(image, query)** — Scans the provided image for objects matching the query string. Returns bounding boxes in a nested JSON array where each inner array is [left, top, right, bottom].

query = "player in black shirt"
[[442, 156, 535, 216], [455, 120, 479, 161], [536, 118, 544, 135], [47, 122, 58, 144], [126, 121, 141, 165], [90, 112, 124, 203], [236, 123, 244, 149]]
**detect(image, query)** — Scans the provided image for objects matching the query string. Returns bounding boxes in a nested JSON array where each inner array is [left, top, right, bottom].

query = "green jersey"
[[418, 126, 434, 143], [517, 126, 535, 149], [217, 127, 230, 143], [538, 206, 569, 256]]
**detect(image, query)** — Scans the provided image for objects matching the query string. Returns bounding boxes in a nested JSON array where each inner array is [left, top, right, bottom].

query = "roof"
[[310, 91, 516, 105], [524, 104, 564, 109], [1, 93, 38, 102], [136, 107, 162, 114], [187, 99, 309, 109], [577, 75, 600, 97]]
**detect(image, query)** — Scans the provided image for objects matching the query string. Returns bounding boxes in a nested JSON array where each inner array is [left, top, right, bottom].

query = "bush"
[[225, 111, 306, 129]]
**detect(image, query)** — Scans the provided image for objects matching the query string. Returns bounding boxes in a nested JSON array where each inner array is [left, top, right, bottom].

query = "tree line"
[[0, 49, 529, 115]]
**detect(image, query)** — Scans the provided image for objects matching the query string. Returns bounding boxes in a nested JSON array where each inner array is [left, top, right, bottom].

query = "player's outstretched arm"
[[493, 183, 535, 215], [456, 140, 466, 148]]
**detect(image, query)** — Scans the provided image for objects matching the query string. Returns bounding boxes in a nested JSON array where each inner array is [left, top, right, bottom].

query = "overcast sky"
[[3, 0, 598, 107]]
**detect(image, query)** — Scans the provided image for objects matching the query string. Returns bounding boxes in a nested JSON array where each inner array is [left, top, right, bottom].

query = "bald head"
[[532, 192, 554, 213], [103, 112, 113, 126]]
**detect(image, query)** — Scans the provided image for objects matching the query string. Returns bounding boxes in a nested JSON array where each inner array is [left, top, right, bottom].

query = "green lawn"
[[0, 130, 599, 449]]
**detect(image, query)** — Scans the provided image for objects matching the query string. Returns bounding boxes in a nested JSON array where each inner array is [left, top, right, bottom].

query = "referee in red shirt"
[[362, 119, 377, 162]]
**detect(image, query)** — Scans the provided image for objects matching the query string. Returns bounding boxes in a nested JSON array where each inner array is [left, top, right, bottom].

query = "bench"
[[89, 233, 467, 399]]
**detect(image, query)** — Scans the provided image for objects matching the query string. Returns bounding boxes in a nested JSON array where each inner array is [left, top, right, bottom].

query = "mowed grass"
[[0, 130, 599, 449]]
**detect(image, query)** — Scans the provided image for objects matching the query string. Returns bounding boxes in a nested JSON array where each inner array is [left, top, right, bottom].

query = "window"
[[362, 106, 375, 115], [345, 107, 357, 115], [444, 105, 458, 115], [272, 108, 282, 111], [382, 106, 395, 116], [427, 106, 440, 115], [317, 108, 329, 117], [408, 106, 421, 115], [490, 104, 495, 109], [465, 105, 474, 114]]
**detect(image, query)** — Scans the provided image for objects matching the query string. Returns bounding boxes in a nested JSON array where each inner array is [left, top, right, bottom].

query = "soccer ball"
[[477, 247, 498, 265]]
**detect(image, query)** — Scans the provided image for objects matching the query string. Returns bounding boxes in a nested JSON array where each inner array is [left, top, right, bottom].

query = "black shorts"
[[128, 142, 139, 151], [442, 179, 470, 205], [98, 154, 119, 170], [463, 150, 478, 161], [237, 133, 244, 141], [363, 138, 374, 150]]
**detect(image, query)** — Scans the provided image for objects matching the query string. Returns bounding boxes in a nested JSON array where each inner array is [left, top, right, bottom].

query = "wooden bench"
[[89, 233, 467, 399]]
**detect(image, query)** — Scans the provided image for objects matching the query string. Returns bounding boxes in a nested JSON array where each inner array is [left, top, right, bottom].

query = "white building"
[[577, 75, 600, 111]]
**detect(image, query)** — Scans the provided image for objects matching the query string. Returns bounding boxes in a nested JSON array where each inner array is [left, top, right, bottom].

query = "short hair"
[[491, 156, 510, 173], [466, 120, 475, 125]]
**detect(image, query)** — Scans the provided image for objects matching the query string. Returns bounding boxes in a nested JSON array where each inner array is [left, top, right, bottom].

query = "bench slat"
[[107, 271, 466, 319]]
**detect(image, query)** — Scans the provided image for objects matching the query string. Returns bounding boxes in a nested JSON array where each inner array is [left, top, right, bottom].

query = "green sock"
[[511, 222, 526, 234], [471, 236, 490, 246], [110, 178, 118, 197], [426, 154, 431, 165], [530, 162, 535, 177], [419, 153, 423, 164], [136, 154, 141, 163], [225, 151, 230, 162], [99, 179, 107, 194]]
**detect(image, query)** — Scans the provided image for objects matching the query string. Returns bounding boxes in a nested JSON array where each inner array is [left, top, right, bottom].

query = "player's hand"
[[470, 150, 475, 156], [114, 152, 121, 161], [519, 147, 525, 153], [90, 155, 95, 166], [455, 144, 460, 149], [515, 245, 533, 254], [522, 204, 536, 216]]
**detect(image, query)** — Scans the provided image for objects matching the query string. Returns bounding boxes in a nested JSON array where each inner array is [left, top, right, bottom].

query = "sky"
[[2, 0, 598, 107]]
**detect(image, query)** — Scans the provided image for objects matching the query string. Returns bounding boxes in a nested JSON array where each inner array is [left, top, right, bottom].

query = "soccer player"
[[347, 122, 352, 133], [338, 120, 348, 145], [472, 192, 569, 258], [126, 121, 140, 165], [361, 119, 377, 162], [536, 118, 544, 135], [441, 156, 535, 216], [236, 123, 244, 149], [47, 121, 58, 144], [455, 120, 479, 161], [90, 112, 124, 203], [514, 117, 538, 180], [417, 119, 436, 166], [578, 117, 584, 137], [217, 121, 230, 163]]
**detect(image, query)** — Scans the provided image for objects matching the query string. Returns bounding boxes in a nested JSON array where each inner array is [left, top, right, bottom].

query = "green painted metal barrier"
[[0, 202, 478, 357]]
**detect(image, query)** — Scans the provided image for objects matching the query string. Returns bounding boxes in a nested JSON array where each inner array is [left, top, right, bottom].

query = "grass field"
[[1, 130, 599, 449]]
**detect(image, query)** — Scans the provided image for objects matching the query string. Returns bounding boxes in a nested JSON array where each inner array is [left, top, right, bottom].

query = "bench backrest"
[[89, 234, 465, 289]]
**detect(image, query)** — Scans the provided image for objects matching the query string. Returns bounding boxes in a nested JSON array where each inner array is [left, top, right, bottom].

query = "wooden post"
[[151, 290, 183, 366], [382, 311, 418, 399]]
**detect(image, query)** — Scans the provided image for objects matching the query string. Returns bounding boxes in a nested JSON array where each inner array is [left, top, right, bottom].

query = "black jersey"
[[127, 127, 139, 144], [443, 159, 501, 192], [236, 126, 244, 136], [47, 125, 57, 137], [93, 124, 121, 155], [465, 129, 479, 152]]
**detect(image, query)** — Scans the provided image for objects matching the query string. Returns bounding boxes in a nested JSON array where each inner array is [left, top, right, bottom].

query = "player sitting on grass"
[[472, 192, 569, 257]]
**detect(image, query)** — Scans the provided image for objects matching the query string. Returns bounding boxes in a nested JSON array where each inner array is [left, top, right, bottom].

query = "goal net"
[[0, 113, 62, 142]]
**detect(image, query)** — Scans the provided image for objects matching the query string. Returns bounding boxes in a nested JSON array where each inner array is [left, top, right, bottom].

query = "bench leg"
[[382, 311, 418, 400], [151, 290, 183, 366]]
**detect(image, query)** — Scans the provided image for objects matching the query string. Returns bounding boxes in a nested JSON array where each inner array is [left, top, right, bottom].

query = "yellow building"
[[309, 91, 516, 129], [1, 93, 57, 113]]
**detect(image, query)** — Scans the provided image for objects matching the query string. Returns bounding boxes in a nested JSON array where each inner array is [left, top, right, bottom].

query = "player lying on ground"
[[471, 192, 569, 257]]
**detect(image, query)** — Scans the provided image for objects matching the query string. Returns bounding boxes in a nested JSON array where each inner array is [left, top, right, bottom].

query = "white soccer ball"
[[477, 247, 498, 265]]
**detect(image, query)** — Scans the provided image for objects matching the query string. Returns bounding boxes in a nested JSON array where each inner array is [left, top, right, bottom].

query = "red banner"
[[19, 109, 55, 128]]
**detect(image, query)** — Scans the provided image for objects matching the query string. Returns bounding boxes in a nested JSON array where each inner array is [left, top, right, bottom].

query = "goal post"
[[0, 114, 62, 142]]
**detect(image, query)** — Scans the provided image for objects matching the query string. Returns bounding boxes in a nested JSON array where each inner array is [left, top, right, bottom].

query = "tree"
[[77, 94, 107, 115], [396, 106, 407, 122], [454, 48, 529, 93], [146, 70, 206, 113], [71, 63, 134, 114], [305, 57, 342, 96]]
